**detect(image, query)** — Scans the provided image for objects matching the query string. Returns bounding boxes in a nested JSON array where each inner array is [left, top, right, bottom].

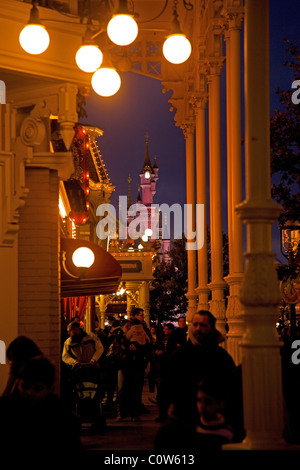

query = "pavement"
[[80, 386, 162, 451]]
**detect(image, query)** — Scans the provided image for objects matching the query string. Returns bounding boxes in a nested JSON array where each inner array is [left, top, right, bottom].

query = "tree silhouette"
[[150, 230, 229, 324], [150, 237, 188, 324], [270, 40, 300, 224]]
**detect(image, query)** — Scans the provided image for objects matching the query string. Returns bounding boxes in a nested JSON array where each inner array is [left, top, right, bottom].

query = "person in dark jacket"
[[0, 356, 81, 455], [173, 316, 188, 348], [164, 310, 236, 427], [129, 307, 152, 415], [153, 323, 178, 422], [2, 336, 42, 397]]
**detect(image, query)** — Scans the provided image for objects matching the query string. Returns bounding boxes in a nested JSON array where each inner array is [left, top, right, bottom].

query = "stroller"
[[71, 363, 106, 430]]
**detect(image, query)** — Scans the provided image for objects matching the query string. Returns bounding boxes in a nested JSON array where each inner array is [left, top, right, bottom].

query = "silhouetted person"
[[0, 356, 81, 454], [2, 336, 42, 397], [173, 316, 188, 348], [129, 308, 152, 415], [165, 310, 236, 427], [154, 323, 177, 422]]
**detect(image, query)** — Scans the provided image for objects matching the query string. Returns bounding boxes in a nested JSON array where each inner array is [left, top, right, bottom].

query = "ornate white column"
[[192, 95, 210, 311], [182, 122, 198, 322], [230, 0, 285, 449], [223, 5, 245, 364], [207, 59, 227, 335]]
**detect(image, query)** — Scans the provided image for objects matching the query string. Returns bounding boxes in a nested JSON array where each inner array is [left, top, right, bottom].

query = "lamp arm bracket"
[[60, 250, 78, 279]]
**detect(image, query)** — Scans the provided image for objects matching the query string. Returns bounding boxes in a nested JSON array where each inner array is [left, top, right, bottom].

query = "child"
[[126, 319, 150, 345], [154, 379, 233, 451], [195, 380, 234, 448]]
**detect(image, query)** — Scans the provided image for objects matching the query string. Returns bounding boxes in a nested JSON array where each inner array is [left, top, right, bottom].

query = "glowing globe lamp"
[[72, 247, 95, 269], [163, 34, 192, 64], [76, 45, 103, 73], [19, 3, 49, 55], [107, 14, 138, 46], [19, 24, 50, 55], [92, 67, 121, 97]]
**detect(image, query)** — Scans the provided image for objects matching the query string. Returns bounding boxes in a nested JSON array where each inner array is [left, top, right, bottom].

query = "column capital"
[[26, 151, 75, 181], [190, 93, 208, 112], [181, 120, 195, 139], [12, 83, 78, 152], [222, 7, 244, 35], [205, 57, 225, 77]]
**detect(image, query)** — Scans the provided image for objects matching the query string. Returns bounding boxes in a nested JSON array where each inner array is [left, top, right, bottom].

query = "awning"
[[60, 237, 122, 297]]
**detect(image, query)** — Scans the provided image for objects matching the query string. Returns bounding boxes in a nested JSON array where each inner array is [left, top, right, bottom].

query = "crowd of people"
[[1, 308, 246, 451], [60, 307, 244, 448]]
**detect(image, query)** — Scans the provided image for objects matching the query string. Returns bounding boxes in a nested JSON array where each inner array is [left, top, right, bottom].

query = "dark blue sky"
[[79, 0, 299, 262], [80, 72, 185, 208]]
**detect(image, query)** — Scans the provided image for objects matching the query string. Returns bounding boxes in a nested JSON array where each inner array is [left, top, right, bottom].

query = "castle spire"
[[141, 131, 153, 174]]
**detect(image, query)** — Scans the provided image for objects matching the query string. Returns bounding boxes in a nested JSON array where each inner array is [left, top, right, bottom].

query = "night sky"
[[79, 0, 299, 262]]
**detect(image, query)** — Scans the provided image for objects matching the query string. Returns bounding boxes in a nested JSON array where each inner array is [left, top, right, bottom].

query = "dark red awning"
[[60, 238, 122, 297]]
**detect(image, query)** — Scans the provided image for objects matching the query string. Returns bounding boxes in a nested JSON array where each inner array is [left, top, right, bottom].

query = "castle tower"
[[139, 133, 158, 236], [139, 133, 158, 206]]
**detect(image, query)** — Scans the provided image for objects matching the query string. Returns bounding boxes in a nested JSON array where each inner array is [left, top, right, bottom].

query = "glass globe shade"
[[72, 247, 95, 268], [107, 14, 138, 46], [142, 235, 148, 242], [19, 24, 50, 55], [145, 228, 153, 237], [91, 67, 121, 97], [76, 45, 103, 73], [163, 34, 192, 64]]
